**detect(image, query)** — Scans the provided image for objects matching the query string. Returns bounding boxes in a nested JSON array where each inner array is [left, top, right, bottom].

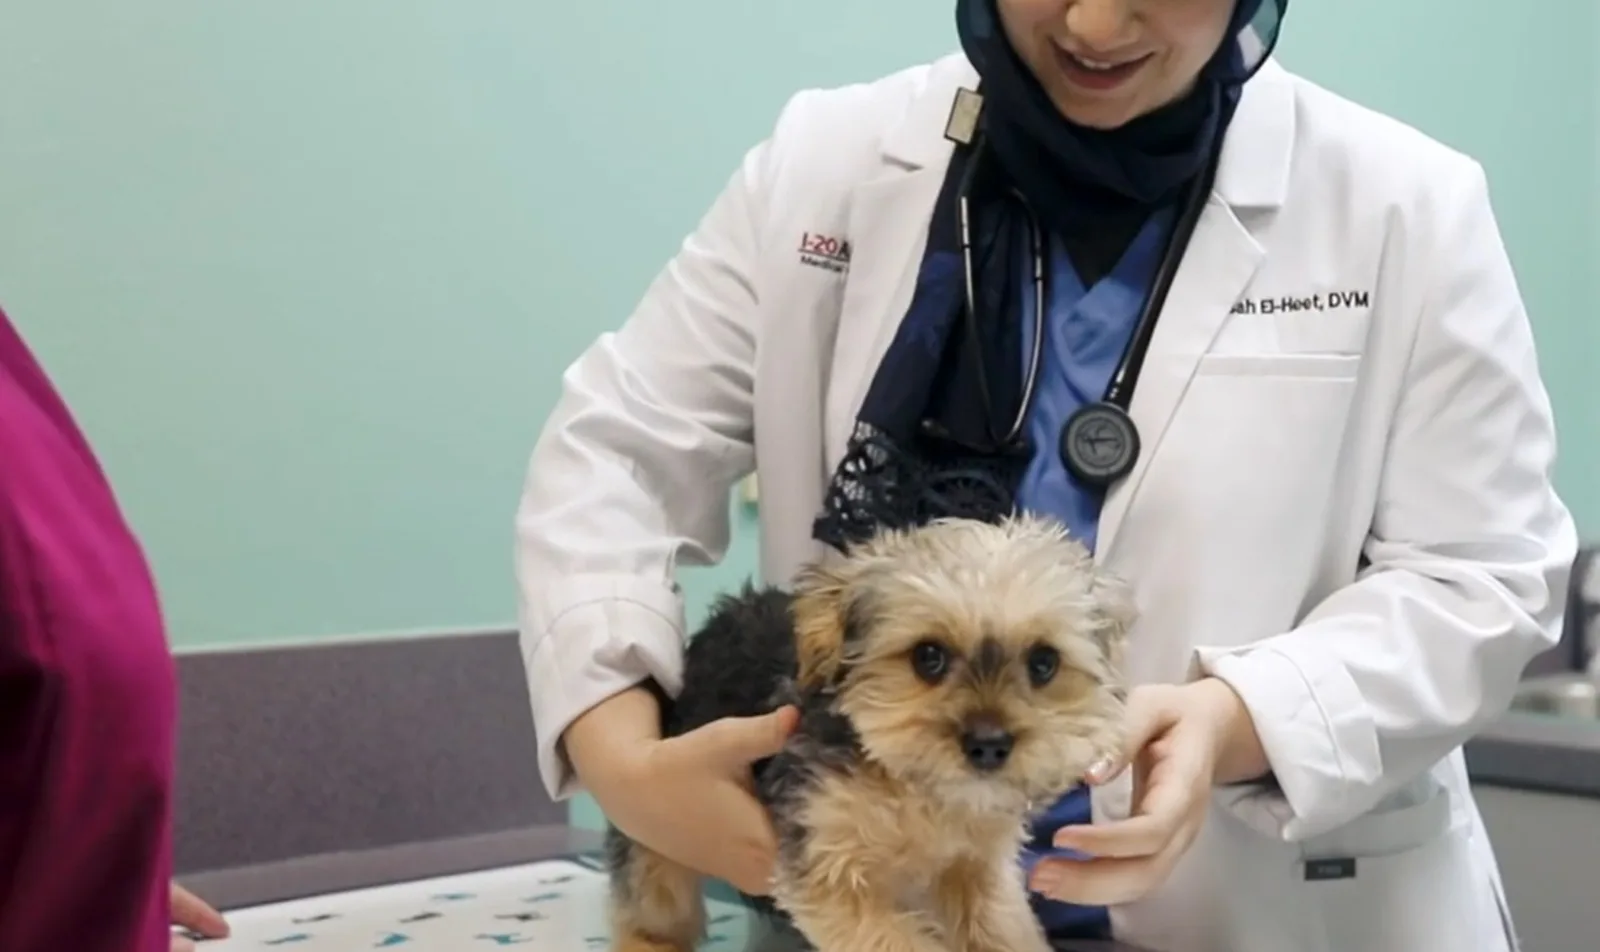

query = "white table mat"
[[188, 857, 753, 951]]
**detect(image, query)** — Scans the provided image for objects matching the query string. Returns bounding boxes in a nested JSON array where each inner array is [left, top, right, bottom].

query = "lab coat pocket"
[[1299, 783, 1483, 952], [1212, 306, 1374, 357], [1157, 351, 1362, 542], [1193, 352, 1362, 380]]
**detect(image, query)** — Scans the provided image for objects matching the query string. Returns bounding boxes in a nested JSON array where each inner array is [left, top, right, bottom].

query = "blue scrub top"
[[1012, 207, 1173, 939]]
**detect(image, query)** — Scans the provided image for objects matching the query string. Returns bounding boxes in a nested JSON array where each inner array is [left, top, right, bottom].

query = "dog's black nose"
[[961, 722, 1014, 772]]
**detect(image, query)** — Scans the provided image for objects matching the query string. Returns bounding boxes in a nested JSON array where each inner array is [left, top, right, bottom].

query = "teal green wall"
[[1, 4, 1595, 829]]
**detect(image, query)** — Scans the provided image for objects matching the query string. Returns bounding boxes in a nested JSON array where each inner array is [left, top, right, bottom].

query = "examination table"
[[184, 844, 1139, 951]]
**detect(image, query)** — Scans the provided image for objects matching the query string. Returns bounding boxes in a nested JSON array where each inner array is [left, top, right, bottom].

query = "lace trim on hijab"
[[812, 422, 1029, 553]]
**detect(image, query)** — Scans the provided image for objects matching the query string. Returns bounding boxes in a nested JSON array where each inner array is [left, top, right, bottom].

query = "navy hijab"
[[813, 0, 1288, 552]]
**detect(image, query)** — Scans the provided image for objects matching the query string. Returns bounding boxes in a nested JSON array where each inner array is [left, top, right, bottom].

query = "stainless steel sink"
[[1510, 673, 1600, 719]]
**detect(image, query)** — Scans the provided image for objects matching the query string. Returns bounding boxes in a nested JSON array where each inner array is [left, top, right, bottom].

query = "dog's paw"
[[611, 934, 698, 952]]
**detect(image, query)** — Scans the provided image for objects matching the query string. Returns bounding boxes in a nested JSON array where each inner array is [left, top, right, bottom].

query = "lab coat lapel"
[[825, 64, 974, 468], [825, 168, 950, 468], [1094, 201, 1264, 561], [1095, 64, 1294, 562]]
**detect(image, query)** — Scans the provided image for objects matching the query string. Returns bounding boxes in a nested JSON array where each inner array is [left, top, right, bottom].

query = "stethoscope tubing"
[[953, 128, 1225, 455]]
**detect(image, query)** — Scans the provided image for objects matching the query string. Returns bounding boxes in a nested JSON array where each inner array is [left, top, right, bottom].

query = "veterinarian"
[[515, 0, 1576, 949]]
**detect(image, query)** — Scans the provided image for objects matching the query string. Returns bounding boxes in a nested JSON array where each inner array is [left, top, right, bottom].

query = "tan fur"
[[812, 515, 1132, 808], [774, 765, 1044, 952], [609, 845, 705, 952], [612, 513, 1133, 952], [791, 560, 852, 690]]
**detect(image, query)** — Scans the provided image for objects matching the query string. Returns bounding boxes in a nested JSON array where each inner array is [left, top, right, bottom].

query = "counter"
[[1462, 695, 1600, 951], [1464, 709, 1600, 799]]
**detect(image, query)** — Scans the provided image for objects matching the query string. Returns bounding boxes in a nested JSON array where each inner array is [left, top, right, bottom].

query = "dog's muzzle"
[[960, 716, 1014, 772]]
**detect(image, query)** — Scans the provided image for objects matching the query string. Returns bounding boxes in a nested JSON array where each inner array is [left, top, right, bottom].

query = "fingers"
[[1038, 688, 1227, 908], [1057, 759, 1190, 855], [1029, 851, 1176, 908], [1052, 812, 1172, 859], [1032, 808, 1194, 906], [686, 784, 781, 896], [699, 705, 800, 766], [722, 782, 780, 849], [1083, 751, 1119, 785], [723, 837, 780, 897], [1084, 686, 1178, 786], [171, 882, 230, 938], [719, 835, 779, 895], [1057, 741, 1201, 861]]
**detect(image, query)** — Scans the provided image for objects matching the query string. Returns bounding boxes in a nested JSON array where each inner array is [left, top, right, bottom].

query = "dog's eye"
[[1026, 645, 1060, 687], [911, 640, 950, 683]]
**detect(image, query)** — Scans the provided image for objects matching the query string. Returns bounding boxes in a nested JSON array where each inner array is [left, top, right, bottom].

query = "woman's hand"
[[582, 703, 800, 896], [1028, 679, 1266, 907], [170, 881, 229, 951]]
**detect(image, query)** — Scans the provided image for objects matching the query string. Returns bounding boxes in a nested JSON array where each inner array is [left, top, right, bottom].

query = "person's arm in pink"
[[0, 308, 182, 952]]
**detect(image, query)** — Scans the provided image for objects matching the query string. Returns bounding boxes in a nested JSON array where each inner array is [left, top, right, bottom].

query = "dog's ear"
[[1087, 569, 1137, 669], [789, 561, 856, 691]]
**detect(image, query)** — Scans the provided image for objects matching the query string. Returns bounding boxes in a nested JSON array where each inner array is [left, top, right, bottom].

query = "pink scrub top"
[[0, 307, 176, 952]]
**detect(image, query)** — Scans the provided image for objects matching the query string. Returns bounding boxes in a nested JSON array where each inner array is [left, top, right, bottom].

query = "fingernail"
[[1031, 867, 1060, 894], [1086, 754, 1117, 782]]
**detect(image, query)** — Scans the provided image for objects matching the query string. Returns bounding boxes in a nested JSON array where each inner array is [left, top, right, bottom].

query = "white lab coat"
[[515, 53, 1576, 952]]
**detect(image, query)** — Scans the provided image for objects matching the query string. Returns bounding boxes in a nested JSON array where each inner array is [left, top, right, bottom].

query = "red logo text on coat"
[[798, 232, 851, 274]]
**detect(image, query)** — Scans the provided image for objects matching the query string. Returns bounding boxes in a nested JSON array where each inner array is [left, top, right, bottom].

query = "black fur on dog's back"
[[664, 582, 862, 799], [605, 581, 861, 925], [661, 582, 799, 737]]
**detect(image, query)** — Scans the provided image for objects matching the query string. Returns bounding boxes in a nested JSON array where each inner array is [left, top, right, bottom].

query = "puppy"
[[605, 513, 1133, 952]]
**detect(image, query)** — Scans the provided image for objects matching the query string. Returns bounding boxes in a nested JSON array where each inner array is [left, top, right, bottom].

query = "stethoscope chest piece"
[[1060, 401, 1140, 488]]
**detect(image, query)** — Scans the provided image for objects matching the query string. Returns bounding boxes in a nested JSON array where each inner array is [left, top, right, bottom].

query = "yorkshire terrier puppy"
[[605, 514, 1133, 952]]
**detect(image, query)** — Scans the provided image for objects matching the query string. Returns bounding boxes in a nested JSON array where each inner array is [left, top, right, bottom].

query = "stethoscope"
[[941, 86, 1225, 490]]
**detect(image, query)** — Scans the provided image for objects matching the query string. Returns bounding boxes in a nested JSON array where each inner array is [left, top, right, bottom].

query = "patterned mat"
[[183, 857, 754, 950]]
